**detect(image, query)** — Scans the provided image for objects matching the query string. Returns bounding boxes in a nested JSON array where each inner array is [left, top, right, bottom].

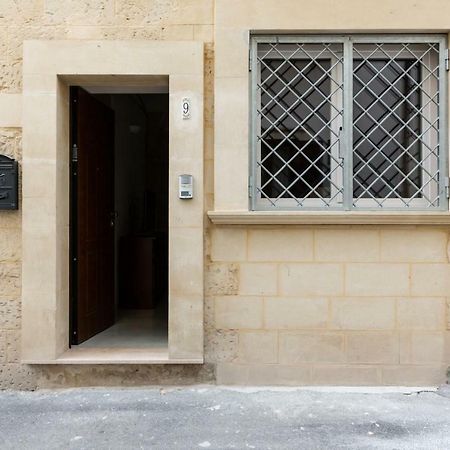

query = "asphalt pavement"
[[1, 385, 450, 449]]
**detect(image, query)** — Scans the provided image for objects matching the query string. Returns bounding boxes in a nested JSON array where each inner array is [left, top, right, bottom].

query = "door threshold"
[[23, 348, 203, 365]]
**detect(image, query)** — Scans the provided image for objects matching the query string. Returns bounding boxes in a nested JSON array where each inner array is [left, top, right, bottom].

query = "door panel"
[[71, 87, 115, 344]]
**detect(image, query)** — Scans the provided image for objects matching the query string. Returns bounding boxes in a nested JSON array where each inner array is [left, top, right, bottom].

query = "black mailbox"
[[0, 155, 18, 210]]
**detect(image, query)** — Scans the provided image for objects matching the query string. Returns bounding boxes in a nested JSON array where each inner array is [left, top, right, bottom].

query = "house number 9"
[[182, 98, 191, 119]]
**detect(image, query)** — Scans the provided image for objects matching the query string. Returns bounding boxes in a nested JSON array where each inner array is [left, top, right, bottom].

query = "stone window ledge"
[[208, 210, 450, 225], [22, 348, 203, 365]]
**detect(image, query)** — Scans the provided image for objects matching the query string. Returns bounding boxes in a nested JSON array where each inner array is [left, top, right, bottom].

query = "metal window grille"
[[250, 35, 448, 210]]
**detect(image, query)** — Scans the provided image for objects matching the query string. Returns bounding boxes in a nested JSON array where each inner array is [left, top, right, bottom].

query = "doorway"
[[70, 86, 169, 349]]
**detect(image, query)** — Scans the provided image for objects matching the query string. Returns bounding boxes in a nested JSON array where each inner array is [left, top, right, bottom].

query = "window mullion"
[[438, 37, 449, 210], [250, 37, 260, 210], [343, 37, 354, 210]]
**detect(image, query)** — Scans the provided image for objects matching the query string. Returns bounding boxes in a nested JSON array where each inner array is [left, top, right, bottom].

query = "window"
[[250, 35, 448, 210]]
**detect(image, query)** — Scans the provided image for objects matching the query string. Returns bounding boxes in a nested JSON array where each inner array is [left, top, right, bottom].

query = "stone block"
[[0, 263, 21, 297], [0, 94, 22, 127], [279, 263, 344, 297], [411, 264, 450, 297], [215, 26, 249, 78], [210, 227, 247, 262], [0, 128, 21, 161], [331, 298, 396, 330], [0, 364, 37, 390], [315, 229, 379, 262], [248, 228, 313, 262], [215, 296, 263, 329], [216, 362, 312, 385], [0, 228, 21, 262], [169, 228, 203, 296], [44, 0, 115, 26], [381, 365, 446, 385], [238, 263, 277, 296], [381, 229, 448, 262], [0, 211, 21, 229], [238, 331, 278, 363], [0, 331, 6, 363], [6, 330, 20, 363], [346, 332, 398, 364], [166, 0, 214, 25], [194, 24, 214, 42], [114, 0, 179, 26], [0, 0, 44, 26], [345, 264, 409, 296], [400, 332, 445, 364], [279, 332, 345, 364], [264, 297, 328, 329], [204, 329, 238, 363], [205, 263, 238, 296], [7, 25, 55, 63], [0, 299, 20, 329], [312, 365, 380, 385], [398, 298, 445, 330]]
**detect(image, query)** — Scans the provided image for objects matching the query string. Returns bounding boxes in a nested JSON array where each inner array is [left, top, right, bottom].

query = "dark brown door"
[[70, 87, 115, 344]]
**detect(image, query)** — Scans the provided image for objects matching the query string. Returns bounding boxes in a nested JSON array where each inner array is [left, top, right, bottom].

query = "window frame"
[[250, 34, 449, 211]]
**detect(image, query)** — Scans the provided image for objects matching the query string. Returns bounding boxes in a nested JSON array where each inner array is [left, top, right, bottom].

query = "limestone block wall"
[[0, 0, 215, 389], [207, 226, 450, 385], [0, 0, 449, 388]]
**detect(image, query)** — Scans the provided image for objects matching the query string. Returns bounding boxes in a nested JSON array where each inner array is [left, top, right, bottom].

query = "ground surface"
[[0, 386, 450, 449]]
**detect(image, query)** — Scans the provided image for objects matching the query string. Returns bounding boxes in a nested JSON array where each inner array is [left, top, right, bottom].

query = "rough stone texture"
[[205, 262, 238, 296], [0, 128, 21, 160], [0, 263, 21, 298], [0, 330, 6, 363], [35, 364, 215, 389], [6, 330, 20, 363], [0, 363, 37, 390], [205, 329, 238, 363], [0, 228, 21, 262], [0, 299, 20, 329]]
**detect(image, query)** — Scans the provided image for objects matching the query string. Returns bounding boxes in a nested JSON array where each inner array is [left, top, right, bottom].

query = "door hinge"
[[248, 175, 253, 198], [249, 48, 253, 72], [445, 177, 450, 198], [71, 144, 78, 162], [445, 49, 449, 71]]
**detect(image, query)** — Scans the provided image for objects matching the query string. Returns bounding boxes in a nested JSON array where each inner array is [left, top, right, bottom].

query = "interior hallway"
[[76, 309, 168, 349]]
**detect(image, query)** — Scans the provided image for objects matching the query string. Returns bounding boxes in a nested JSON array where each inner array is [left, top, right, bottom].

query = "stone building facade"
[[0, 0, 450, 389]]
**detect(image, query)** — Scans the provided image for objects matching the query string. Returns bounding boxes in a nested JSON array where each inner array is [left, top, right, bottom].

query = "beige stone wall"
[[0, 0, 214, 389], [207, 226, 450, 385], [0, 0, 450, 388]]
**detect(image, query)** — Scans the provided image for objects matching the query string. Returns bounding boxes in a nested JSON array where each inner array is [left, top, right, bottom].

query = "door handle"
[[109, 211, 118, 228], [338, 126, 344, 160]]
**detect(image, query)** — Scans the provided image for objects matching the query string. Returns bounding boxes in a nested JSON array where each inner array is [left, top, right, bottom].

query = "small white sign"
[[182, 97, 191, 120]]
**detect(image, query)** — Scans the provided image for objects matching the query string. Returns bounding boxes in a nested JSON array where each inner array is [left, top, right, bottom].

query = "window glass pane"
[[256, 43, 344, 207], [352, 43, 440, 207]]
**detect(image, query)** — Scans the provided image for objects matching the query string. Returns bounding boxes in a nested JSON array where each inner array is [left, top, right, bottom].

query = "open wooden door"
[[70, 87, 115, 345]]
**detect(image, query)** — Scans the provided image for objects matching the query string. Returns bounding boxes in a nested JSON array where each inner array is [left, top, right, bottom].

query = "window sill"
[[22, 348, 204, 365], [207, 210, 450, 225]]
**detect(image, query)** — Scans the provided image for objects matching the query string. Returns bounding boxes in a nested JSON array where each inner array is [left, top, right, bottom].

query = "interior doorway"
[[69, 85, 169, 349]]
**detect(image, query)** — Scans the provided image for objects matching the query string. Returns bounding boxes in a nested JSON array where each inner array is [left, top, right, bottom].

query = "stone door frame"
[[21, 40, 204, 363]]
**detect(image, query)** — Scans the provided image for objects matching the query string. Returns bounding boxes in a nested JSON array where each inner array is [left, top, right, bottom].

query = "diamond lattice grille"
[[256, 42, 344, 208], [352, 43, 441, 207]]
